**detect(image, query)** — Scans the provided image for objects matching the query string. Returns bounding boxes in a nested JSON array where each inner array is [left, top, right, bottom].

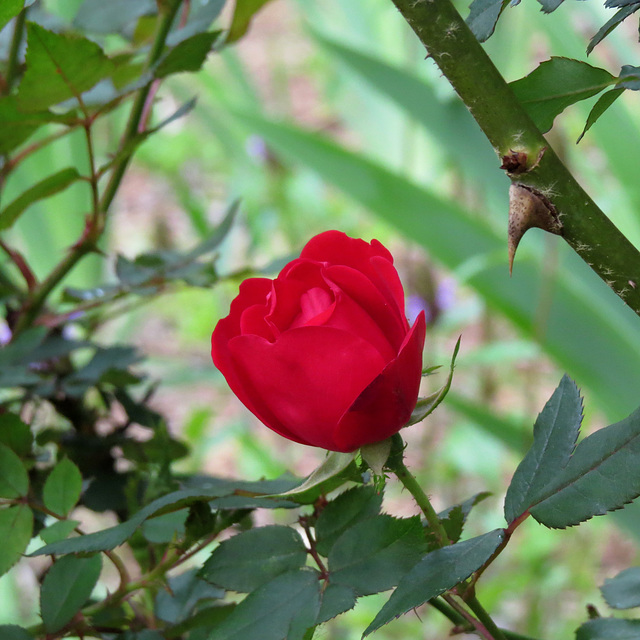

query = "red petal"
[[333, 311, 426, 452], [227, 326, 386, 450]]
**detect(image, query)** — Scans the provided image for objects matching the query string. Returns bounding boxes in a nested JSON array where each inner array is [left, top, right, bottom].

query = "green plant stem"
[[387, 435, 450, 546], [466, 595, 509, 640], [99, 0, 182, 213], [390, 0, 640, 317], [4, 7, 27, 95]]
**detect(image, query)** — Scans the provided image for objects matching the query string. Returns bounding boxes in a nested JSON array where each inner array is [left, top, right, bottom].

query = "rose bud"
[[211, 230, 426, 453]]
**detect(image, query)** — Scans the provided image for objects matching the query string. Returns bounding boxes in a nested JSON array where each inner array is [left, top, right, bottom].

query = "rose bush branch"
[[389, 0, 640, 317]]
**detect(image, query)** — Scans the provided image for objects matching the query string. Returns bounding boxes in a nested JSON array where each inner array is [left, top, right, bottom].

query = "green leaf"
[[0, 96, 53, 155], [408, 337, 460, 426], [141, 509, 187, 543], [577, 88, 624, 143], [576, 618, 640, 640], [43, 458, 83, 517], [0, 168, 81, 231], [437, 492, 492, 545], [315, 583, 357, 624], [587, 4, 640, 55], [0, 442, 29, 498], [200, 525, 307, 592], [226, 0, 274, 43], [18, 22, 115, 111], [315, 485, 383, 557], [618, 65, 640, 90], [360, 439, 392, 477], [0, 506, 33, 577], [0, 626, 34, 640], [0, 413, 32, 457], [268, 450, 357, 503], [39, 520, 80, 545], [363, 529, 505, 636], [504, 375, 582, 524], [155, 31, 220, 78], [208, 569, 320, 640], [510, 57, 616, 132], [531, 404, 640, 528], [40, 554, 102, 633], [466, 0, 508, 42], [600, 567, 640, 609], [0, 0, 23, 33], [73, 0, 156, 34], [328, 515, 426, 596], [155, 569, 224, 624]]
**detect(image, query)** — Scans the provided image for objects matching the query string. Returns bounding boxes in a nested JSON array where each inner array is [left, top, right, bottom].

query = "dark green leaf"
[[155, 569, 224, 624], [0, 0, 23, 33], [531, 405, 640, 528], [510, 57, 616, 132], [0, 168, 81, 231], [0, 442, 29, 498], [577, 88, 624, 143], [41, 554, 102, 633], [184, 501, 216, 544], [408, 337, 460, 425], [504, 375, 582, 524], [328, 515, 426, 596], [167, 0, 226, 46], [0, 506, 33, 577], [200, 525, 307, 592], [438, 492, 492, 545], [18, 23, 114, 111], [606, 0, 640, 6], [601, 567, 640, 609], [164, 604, 234, 638], [576, 618, 640, 640], [73, 0, 156, 34], [0, 626, 34, 640], [315, 485, 383, 557], [316, 583, 357, 624], [0, 96, 52, 155], [536, 0, 564, 12], [208, 569, 320, 640], [0, 413, 32, 457], [587, 4, 640, 54], [141, 509, 187, 543], [226, 0, 273, 43], [155, 31, 220, 78], [39, 520, 80, 545], [466, 0, 508, 42], [43, 458, 83, 517], [363, 529, 505, 636]]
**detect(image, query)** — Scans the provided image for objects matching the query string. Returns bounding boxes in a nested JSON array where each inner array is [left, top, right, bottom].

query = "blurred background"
[[3, 0, 640, 637]]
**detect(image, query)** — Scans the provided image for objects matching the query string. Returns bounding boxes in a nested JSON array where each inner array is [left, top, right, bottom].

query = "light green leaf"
[[0, 168, 81, 231], [268, 450, 357, 503], [360, 439, 392, 477], [408, 337, 460, 426], [200, 525, 308, 592], [155, 31, 220, 78], [0, 0, 23, 33], [531, 404, 640, 528], [0, 506, 33, 577], [226, 0, 273, 43], [504, 375, 582, 524], [328, 515, 426, 596], [0, 442, 29, 498], [510, 57, 616, 132], [209, 569, 320, 640], [18, 22, 115, 111], [40, 554, 102, 632], [364, 529, 505, 636], [600, 567, 640, 609], [576, 618, 640, 640], [43, 458, 83, 517], [315, 486, 383, 557]]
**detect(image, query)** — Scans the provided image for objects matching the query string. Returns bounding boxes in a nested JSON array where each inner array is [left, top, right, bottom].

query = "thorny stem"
[[390, 0, 640, 317]]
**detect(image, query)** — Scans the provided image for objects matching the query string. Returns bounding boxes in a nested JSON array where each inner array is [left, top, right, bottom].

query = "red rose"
[[211, 230, 426, 452]]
